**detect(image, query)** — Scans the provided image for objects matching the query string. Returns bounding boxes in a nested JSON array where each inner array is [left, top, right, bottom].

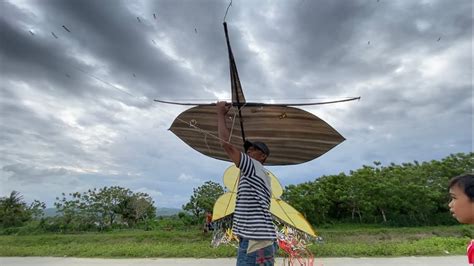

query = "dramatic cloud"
[[0, 0, 472, 208]]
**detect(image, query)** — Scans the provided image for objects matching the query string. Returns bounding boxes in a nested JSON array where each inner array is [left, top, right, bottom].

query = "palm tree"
[[0, 191, 30, 227]]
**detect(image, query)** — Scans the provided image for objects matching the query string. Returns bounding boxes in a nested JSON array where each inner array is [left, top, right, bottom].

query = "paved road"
[[0, 256, 467, 266]]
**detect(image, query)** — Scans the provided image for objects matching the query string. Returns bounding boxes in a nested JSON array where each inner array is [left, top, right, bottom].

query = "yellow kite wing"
[[266, 169, 283, 198], [217, 165, 316, 237], [212, 192, 236, 221], [223, 165, 283, 198], [223, 165, 240, 192], [270, 198, 316, 237]]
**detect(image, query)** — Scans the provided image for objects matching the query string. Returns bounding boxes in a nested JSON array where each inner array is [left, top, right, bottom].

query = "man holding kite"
[[217, 101, 277, 265]]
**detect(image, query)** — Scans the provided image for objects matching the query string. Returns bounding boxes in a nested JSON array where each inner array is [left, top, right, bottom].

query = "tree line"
[[1, 152, 472, 232], [0, 186, 156, 232], [177, 152, 472, 228], [282, 152, 472, 226]]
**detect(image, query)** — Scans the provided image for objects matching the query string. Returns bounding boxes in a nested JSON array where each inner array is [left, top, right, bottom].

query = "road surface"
[[0, 256, 466, 266]]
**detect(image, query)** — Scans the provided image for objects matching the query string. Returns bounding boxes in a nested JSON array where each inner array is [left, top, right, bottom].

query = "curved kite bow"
[[155, 22, 358, 166]]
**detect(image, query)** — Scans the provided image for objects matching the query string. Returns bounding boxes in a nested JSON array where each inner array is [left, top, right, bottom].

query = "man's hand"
[[216, 101, 231, 116], [216, 101, 240, 166]]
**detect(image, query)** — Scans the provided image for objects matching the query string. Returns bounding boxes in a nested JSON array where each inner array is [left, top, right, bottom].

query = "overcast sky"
[[1, 0, 472, 209]]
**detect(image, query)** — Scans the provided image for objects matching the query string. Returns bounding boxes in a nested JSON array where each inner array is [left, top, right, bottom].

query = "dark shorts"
[[237, 238, 277, 266]]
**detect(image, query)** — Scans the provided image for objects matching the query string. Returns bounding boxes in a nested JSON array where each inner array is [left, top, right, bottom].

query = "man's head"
[[244, 140, 270, 164], [448, 174, 474, 224]]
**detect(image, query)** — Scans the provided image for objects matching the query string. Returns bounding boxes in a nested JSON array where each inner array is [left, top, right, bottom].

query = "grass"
[[0, 225, 471, 258], [0, 230, 232, 258], [309, 225, 471, 257]]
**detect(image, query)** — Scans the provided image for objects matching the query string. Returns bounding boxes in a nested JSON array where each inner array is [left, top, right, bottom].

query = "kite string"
[[71, 65, 138, 98], [227, 102, 247, 143], [172, 105, 251, 146], [45, 15, 244, 151], [180, 116, 228, 144], [63, 37, 250, 149], [228, 109, 238, 142], [203, 132, 212, 154], [71, 63, 236, 145], [223, 0, 233, 22]]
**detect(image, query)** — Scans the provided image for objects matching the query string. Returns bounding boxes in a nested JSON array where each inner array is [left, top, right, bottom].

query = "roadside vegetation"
[[0, 152, 472, 257], [283, 152, 472, 227], [0, 224, 471, 257]]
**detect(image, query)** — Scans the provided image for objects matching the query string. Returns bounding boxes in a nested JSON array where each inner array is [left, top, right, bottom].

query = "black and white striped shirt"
[[232, 152, 276, 240]]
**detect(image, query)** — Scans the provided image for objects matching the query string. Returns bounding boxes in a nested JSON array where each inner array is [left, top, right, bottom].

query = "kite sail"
[[167, 105, 345, 165]]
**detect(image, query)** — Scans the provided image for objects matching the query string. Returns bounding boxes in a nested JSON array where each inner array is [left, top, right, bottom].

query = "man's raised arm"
[[216, 101, 241, 166]]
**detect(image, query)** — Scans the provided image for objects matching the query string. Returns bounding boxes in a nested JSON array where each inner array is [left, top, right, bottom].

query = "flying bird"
[[51, 32, 58, 39], [62, 25, 71, 32], [137, 17, 141, 23], [152, 39, 156, 45], [195, 28, 198, 34], [437, 37, 441, 41], [153, 13, 157, 19], [28, 30, 35, 36]]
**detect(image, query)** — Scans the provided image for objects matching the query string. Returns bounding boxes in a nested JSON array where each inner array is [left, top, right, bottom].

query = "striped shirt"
[[232, 152, 276, 240]]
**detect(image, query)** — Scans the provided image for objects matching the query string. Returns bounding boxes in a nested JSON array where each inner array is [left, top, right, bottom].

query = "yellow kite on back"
[[212, 165, 316, 237]]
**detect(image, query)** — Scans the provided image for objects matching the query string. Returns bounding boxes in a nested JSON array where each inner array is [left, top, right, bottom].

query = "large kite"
[[155, 23, 358, 166], [156, 22, 358, 265]]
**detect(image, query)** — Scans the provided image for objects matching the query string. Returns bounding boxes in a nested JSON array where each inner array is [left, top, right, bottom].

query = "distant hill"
[[44, 208, 59, 217], [43, 207, 182, 217], [156, 207, 182, 217]]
